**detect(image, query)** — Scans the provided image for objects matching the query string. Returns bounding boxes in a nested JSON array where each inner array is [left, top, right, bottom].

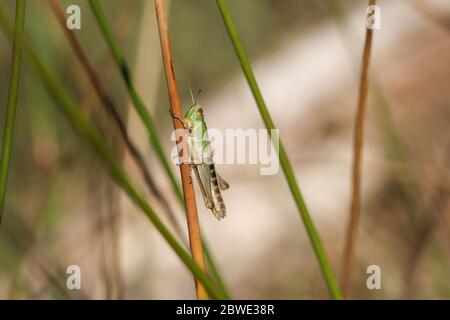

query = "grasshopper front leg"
[[169, 109, 185, 127]]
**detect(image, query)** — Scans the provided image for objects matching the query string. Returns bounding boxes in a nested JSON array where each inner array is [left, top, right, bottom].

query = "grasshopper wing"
[[192, 164, 214, 210]]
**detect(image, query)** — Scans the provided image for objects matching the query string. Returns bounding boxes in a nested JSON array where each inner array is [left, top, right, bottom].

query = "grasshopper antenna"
[[189, 85, 195, 105], [196, 89, 202, 105]]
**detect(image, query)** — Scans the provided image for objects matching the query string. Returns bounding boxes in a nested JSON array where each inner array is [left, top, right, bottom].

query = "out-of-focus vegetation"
[[0, 0, 449, 299]]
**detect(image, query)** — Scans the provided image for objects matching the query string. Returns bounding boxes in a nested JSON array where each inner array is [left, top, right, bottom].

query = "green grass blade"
[[0, 0, 26, 226], [216, 0, 342, 299], [0, 4, 226, 300]]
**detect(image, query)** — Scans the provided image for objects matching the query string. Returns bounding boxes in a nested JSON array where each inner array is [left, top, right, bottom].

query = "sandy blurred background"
[[0, 0, 449, 299]]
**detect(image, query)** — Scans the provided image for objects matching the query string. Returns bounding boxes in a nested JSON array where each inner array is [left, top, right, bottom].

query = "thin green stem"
[[89, 0, 230, 298], [0, 0, 26, 226], [0, 4, 226, 300], [216, 0, 342, 299]]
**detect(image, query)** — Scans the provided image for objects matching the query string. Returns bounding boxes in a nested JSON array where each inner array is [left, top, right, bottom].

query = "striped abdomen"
[[209, 163, 226, 219]]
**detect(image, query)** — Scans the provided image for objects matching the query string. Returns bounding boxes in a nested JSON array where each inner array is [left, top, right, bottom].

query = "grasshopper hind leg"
[[217, 173, 229, 191]]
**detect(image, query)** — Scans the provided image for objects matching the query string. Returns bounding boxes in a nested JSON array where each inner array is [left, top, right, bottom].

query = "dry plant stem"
[[0, 0, 25, 226], [342, 0, 376, 299], [154, 0, 207, 300]]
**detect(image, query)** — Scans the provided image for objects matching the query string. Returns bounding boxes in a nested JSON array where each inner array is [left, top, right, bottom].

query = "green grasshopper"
[[172, 90, 229, 220]]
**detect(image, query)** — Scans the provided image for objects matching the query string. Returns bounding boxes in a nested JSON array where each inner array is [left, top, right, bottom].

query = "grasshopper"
[[172, 90, 229, 220]]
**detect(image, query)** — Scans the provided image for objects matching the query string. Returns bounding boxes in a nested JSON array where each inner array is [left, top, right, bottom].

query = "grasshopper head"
[[183, 104, 204, 130]]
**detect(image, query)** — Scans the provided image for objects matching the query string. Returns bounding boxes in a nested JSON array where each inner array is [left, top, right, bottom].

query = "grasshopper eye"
[[197, 108, 203, 117]]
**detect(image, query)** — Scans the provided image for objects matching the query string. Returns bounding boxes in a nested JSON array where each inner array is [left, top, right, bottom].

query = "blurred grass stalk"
[[216, 0, 342, 299], [154, 0, 207, 299], [324, 0, 422, 227], [326, 0, 450, 298], [342, 0, 376, 299], [0, 2, 226, 300], [88, 0, 230, 298], [0, 0, 25, 226]]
